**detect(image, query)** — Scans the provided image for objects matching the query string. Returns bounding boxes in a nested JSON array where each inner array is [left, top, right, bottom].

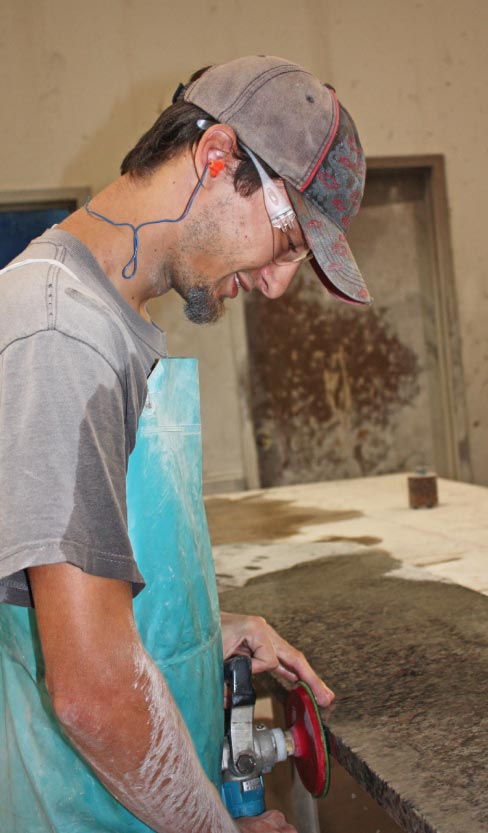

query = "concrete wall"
[[1, 0, 487, 487]]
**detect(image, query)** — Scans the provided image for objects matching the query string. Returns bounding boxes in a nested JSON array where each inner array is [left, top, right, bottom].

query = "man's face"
[[167, 175, 304, 324]]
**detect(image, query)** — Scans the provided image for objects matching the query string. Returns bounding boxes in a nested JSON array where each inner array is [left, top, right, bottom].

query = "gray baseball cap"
[[184, 55, 371, 305]]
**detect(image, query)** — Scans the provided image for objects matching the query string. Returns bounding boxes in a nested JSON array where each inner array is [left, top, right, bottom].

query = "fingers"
[[249, 628, 335, 707], [269, 640, 335, 707], [235, 808, 297, 832], [220, 612, 335, 707]]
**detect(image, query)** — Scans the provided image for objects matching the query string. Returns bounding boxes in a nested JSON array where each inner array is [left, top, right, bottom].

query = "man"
[[0, 56, 370, 832]]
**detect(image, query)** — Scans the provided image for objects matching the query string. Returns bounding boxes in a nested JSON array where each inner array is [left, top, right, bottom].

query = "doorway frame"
[[367, 155, 471, 481]]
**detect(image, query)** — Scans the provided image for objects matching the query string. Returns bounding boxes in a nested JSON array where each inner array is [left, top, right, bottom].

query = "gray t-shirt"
[[0, 228, 167, 606]]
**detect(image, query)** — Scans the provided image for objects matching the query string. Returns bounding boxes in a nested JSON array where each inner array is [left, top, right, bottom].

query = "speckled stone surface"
[[219, 549, 488, 833]]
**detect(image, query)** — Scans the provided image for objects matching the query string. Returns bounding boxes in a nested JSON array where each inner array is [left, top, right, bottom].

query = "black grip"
[[224, 656, 256, 708]]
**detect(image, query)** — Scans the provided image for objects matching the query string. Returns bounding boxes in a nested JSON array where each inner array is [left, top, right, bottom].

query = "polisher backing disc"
[[285, 681, 330, 798]]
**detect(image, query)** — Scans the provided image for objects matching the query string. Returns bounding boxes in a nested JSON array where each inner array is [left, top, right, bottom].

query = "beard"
[[182, 284, 226, 325]]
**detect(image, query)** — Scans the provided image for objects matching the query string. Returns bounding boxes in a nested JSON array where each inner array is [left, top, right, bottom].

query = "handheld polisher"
[[221, 656, 330, 819]]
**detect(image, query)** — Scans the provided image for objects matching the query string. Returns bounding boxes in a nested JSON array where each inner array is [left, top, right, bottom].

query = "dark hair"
[[120, 67, 278, 197]]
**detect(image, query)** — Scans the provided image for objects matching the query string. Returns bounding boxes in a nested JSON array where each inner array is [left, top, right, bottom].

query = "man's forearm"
[[28, 564, 235, 832], [57, 646, 237, 833]]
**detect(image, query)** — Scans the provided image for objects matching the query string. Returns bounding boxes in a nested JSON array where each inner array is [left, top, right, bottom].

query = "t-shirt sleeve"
[[0, 329, 145, 607]]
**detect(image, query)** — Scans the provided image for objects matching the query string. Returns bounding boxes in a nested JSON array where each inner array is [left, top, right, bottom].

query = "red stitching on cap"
[[317, 169, 340, 190], [339, 155, 355, 170], [299, 91, 340, 192], [332, 240, 348, 256]]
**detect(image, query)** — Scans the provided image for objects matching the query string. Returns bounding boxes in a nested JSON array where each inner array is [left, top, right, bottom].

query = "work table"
[[207, 474, 488, 833]]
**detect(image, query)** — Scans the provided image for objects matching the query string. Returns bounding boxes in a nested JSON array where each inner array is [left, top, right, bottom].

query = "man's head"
[[183, 56, 370, 306], [121, 56, 370, 322]]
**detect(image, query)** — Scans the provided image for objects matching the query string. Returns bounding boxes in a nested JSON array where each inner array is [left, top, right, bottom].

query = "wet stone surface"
[[205, 494, 362, 546], [220, 549, 488, 833]]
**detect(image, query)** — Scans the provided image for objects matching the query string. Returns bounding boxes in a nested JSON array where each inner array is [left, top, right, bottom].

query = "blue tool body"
[[222, 777, 265, 818]]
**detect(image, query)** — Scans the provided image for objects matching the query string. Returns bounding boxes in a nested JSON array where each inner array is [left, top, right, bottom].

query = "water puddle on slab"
[[205, 494, 362, 545]]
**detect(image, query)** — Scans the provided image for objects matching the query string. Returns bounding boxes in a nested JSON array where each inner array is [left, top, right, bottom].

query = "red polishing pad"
[[285, 681, 330, 798]]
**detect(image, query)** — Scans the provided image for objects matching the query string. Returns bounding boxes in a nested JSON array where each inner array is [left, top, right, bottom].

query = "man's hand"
[[235, 809, 297, 832], [220, 611, 334, 707]]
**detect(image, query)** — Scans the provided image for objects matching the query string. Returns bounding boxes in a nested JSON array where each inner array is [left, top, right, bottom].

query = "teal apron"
[[0, 259, 223, 831]]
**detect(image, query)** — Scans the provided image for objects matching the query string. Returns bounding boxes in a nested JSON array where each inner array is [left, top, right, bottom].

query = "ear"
[[194, 124, 238, 181]]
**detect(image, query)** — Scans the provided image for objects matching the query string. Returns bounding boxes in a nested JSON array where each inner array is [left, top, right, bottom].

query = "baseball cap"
[[183, 55, 371, 305]]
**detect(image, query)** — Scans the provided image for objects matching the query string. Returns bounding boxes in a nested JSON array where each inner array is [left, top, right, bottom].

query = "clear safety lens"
[[240, 141, 313, 267], [272, 218, 313, 265]]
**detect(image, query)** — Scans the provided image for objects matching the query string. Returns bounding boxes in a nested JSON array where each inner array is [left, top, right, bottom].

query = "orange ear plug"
[[209, 159, 225, 177]]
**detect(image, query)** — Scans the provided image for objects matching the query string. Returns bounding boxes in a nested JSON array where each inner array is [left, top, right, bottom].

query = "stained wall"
[[1, 0, 486, 488]]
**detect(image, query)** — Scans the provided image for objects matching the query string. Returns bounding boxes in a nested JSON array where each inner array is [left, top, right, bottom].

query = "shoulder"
[[0, 252, 143, 385], [55, 269, 140, 383]]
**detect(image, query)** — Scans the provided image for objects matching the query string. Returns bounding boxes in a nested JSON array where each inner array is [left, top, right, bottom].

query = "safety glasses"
[[241, 143, 313, 266]]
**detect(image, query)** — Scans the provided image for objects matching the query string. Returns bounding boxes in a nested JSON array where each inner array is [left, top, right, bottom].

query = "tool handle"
[[224, 656, 256, 708]]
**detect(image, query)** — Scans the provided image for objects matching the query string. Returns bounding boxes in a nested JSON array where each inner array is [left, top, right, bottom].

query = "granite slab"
[[219, 549, 488, 833]]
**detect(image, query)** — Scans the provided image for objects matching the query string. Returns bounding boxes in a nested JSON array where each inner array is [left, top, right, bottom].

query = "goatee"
[[183, 285, 225, 325]]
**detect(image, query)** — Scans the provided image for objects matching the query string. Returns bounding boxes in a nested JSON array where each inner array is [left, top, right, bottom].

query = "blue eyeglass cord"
[[84, 165, 209, 279]]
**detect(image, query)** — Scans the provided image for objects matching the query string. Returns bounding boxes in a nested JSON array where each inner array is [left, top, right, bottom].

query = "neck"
[[59, 160, 197, 318]]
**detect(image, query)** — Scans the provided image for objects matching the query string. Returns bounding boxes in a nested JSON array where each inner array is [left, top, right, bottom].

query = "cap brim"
[[285, 183, 372, 306]]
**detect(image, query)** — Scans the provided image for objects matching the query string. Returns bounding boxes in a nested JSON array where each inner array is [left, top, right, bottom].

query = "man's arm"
[[29, 563, 239, 833]]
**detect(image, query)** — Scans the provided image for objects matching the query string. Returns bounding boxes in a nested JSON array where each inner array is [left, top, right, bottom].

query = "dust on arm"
[[29, 563, 237, 833]]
